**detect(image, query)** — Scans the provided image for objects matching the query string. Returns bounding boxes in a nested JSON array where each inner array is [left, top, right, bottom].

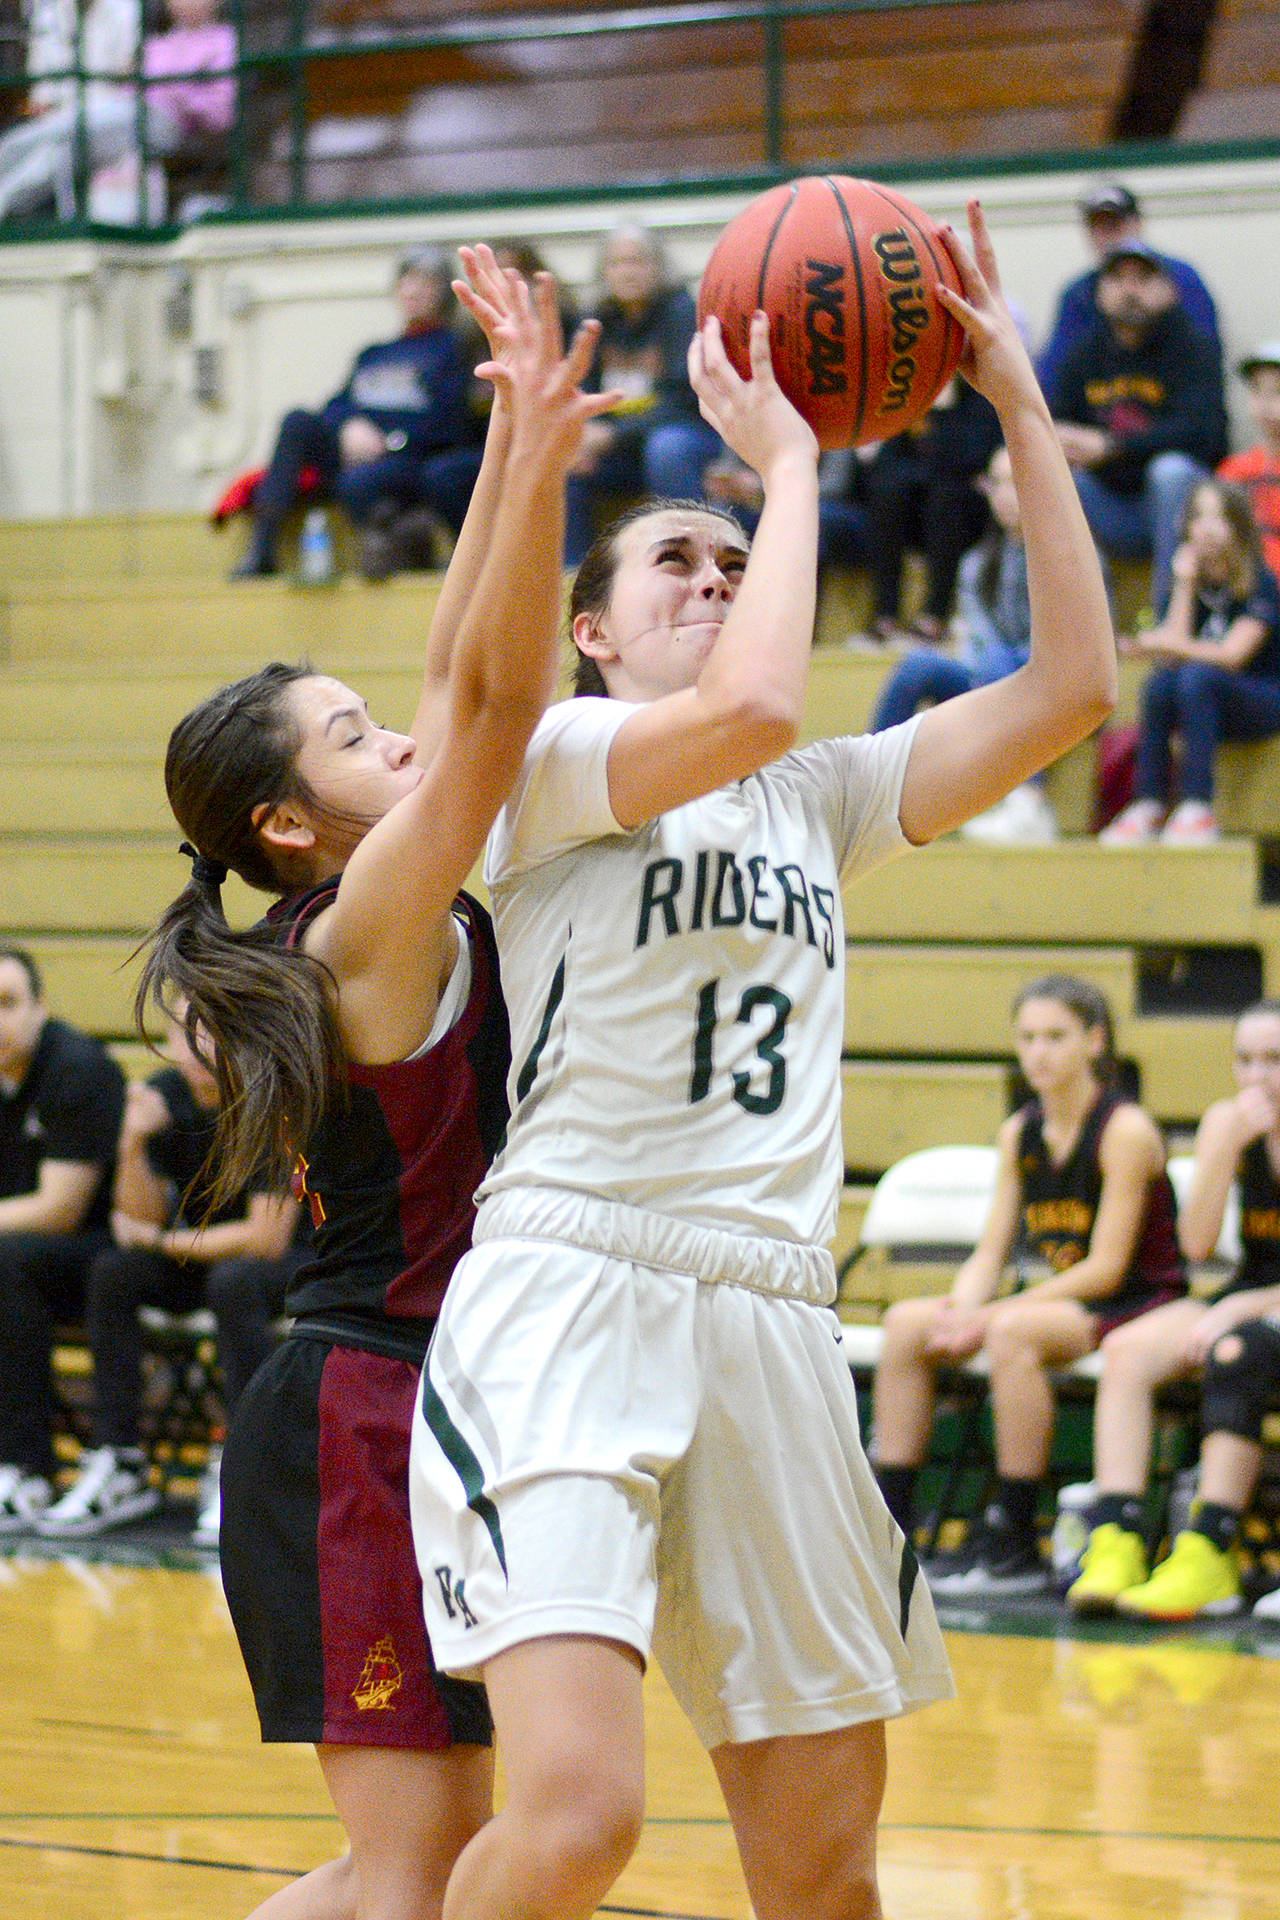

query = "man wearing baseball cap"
[[1220, 341, 1280, 578], [1037, 179, 1221, 396], [1046, 238, 1228, 614]]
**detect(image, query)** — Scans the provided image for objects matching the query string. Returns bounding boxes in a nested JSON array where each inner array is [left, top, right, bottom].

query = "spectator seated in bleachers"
[[37, 1000, 306, 1544], [1047, 239, 1227, 619], [228, 243, 474, 580], [868, 445, 1056, 847], [1036, 178, 1222, 401], [564, 219, 722, 565], [1218, 339, 1280, 582], [1100, 478, 1280, 846], [86, 0, 237, 225], [0, 943, 125, 1532], [0, 0, 139, 221], [860, 374, 1001, 646], [871, 975, 1185, 1598], [1068, 1000, 1280, 1622], [373, 235, 583, 586]]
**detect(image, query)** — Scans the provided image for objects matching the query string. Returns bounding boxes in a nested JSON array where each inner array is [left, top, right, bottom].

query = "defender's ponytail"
[[135, 663, 345, 1210]]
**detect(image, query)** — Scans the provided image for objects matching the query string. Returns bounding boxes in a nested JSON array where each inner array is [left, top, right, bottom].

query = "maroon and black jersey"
[[1015, 1091, 1185, 1316], [270, 881, 510, 1347]]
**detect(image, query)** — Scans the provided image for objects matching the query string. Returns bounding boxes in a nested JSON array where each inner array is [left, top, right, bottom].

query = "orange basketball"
[[697, 175, 967, 449]]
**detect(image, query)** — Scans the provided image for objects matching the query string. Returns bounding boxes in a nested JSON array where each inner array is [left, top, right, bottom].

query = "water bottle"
[[296, 508, 336, 585], [1051, 1481, 1095, 1586]]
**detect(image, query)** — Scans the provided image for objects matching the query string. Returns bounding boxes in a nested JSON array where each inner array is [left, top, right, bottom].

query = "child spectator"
[[1100, 477, 1280, 844], [0, 944, 125, 1531], [869, 445, 1056, 844], [1218, 340, 1280, 581], [37, 1001, 305, 1543], [564, 219, 722, 563], [1069, 1000, 1280, 1621], [872, 975, 1184, 1596]]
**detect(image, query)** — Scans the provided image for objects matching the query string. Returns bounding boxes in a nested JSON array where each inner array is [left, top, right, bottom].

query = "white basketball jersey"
[[478, 699, 920, 1248]]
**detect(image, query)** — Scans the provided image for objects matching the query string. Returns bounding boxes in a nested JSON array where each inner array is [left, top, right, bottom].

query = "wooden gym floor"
[[2, 1521, 1280, 1920]]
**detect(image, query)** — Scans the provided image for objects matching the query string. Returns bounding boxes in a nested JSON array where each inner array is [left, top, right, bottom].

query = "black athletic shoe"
[[926, 1514, 1051, 1598]]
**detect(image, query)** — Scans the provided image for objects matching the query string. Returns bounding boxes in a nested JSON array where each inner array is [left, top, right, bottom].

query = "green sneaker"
[[1067, 1523, 1149, 1614], [1116, 1530, 1242, 1622]]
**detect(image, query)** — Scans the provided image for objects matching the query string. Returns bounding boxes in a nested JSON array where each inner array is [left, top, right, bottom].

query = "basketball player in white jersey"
[[409, 203, 1116, 1920]]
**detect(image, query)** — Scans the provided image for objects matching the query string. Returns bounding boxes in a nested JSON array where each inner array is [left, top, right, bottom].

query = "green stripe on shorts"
[[419, 1366, 508, 1579]]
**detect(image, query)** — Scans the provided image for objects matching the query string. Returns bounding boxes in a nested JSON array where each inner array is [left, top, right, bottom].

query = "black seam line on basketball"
[[754, 179, 799, 314], [0, 1833, 301, 1877], [822, 176, 870, 441], [418, 1363, 508, 1576], [863, 181, 962, 371], [515, 946, 567, 1104]]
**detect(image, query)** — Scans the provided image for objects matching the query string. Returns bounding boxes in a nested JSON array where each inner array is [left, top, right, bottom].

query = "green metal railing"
[[0, 0, 1275, 237]]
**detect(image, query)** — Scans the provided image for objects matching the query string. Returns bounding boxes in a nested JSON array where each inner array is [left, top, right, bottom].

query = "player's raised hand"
[[936, 202, 1042, 416], [689, 309, 818, 485]]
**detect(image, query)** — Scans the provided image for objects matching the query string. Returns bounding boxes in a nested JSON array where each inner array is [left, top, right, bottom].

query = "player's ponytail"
[[135, 662, 344, 1210]]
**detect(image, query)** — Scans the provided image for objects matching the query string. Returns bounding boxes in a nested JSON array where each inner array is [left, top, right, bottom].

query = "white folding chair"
[[839, 1145, 999, 1549]]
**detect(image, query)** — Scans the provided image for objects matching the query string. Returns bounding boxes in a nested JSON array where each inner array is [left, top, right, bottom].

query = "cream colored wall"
[[2, 151, 1278, 519]]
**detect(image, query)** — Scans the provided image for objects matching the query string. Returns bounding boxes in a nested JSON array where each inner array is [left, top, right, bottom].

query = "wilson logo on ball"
[[698, 174, 964, 447], [802, 260, 847, 397], [872, 228, 932, 414]]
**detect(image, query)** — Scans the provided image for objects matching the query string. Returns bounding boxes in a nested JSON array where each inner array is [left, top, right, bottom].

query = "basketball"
[[697, 175, 967, 449]]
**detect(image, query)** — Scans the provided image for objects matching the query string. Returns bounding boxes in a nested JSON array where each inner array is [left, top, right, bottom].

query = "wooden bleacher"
[[3, 511, 1280, 1310], [265, 0, 1149, 201]]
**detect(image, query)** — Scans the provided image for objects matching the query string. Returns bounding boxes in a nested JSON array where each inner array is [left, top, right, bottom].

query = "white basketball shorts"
[[409, 1189, 953, 1750]]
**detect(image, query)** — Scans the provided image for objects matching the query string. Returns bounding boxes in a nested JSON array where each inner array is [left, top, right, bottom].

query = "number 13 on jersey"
[[689, 978, 793, 1116]]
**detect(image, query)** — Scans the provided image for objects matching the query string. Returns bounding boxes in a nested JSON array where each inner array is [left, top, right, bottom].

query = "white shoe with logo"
[[36, 1447, 160, 1538]]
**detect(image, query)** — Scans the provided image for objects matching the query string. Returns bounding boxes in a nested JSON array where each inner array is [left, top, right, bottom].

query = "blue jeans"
[[1072, 451, 1206, 616], [871, 649, 974, 731], [1135, 661, 1280, 804], [565, 420, 723, 564], [871, 635, 1030, 732]]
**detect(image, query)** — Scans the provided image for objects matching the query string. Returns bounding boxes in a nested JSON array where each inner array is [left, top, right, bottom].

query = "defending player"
[[136, 253, 617, 1920]]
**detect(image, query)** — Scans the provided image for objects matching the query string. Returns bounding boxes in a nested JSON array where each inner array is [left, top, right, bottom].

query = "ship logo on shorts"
[[352, 1634, 403, 1711]]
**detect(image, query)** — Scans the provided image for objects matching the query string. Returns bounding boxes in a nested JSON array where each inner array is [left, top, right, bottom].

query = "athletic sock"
[[1091, 1492, 1144, 1535], [1191, 1500, 1242, 1556], [874, 1464, 919, 1535], [992, 1475, 1040, 1540]]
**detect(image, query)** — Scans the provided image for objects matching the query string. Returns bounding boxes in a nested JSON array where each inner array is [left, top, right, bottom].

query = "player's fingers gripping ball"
[[697, 174, 966, 449]]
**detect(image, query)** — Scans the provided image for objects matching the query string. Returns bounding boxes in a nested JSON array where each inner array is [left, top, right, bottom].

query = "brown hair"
[[569, 497, 748, 698], [1184, 479, 1264, 600], [1012, 973, 1118, 1086], [135, 662, 345, 1210]]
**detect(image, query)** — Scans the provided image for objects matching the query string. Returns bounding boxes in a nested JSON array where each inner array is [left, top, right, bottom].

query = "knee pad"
[[1200, 1317, 1280, 1443]]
